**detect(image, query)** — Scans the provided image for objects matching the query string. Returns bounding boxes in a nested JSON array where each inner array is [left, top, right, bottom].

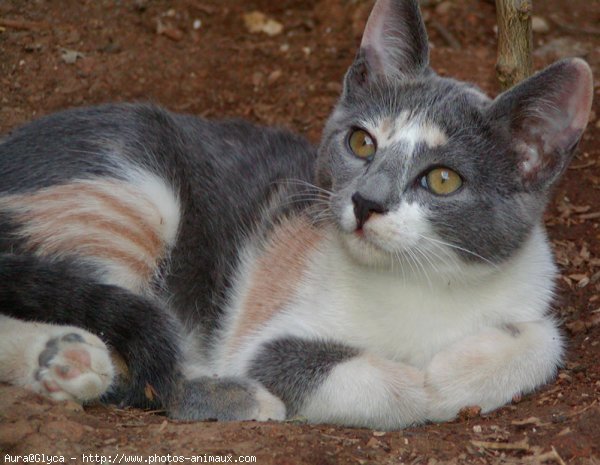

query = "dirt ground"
[[1, 0, 599, 463]]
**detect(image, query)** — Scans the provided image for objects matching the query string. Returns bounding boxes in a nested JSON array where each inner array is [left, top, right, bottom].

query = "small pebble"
[[532, 16, 550, 33], [435, 1, 453, 16], [267, 69, 282, 85]]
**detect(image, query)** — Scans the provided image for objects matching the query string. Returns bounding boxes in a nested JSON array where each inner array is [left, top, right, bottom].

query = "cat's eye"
[[421, 167, 463, 195], [348, 129, 376, 159]]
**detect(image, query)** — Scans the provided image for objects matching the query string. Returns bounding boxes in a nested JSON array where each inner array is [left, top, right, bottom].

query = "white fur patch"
[[425, 319, 563, 421], [300, 353, 427, 430], [363, 112, 448, 153], [364, 202, 429, 252], [339, 201, 432, 268], [251, 383, 287, 421]]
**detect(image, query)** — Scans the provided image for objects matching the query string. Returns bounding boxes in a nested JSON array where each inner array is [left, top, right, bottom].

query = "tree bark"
[[495, 0, 533, 91]]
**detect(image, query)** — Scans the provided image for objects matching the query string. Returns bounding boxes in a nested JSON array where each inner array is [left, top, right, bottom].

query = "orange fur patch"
[[0, 179, 169, 292], [228, 216, 324, 353]]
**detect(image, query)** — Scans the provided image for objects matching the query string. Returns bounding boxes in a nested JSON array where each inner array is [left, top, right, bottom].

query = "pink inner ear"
[[361, 0, 390, 52], [361, 0, 393, 76], [519, 58, 593, 177], [568, 58, 594, 131]]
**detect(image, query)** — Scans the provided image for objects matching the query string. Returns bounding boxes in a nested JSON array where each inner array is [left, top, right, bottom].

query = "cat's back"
[[0, 102, 318, 323], [0, 104, 175, 192], [0, 103, 314, 191]]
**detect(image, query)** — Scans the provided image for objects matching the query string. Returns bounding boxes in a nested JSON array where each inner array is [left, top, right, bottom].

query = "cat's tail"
[[0, 252, 182, 409]]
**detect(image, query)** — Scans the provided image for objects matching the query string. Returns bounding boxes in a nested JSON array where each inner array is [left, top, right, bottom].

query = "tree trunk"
[[495, 0, 533, 91]]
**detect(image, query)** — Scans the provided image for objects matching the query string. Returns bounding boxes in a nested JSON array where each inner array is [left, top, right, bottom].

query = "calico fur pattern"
[[0, 0, 594, 430]]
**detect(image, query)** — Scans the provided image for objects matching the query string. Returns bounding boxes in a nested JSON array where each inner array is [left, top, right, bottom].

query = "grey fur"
[[248, 338, 360, 416], [61, 333, 85, 343], [168, 377, 272, 421], [38, 337, 60, 367]]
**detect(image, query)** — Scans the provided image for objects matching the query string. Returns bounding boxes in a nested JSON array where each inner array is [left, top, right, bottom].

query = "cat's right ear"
[[488, 58, 593, 192], [343, 0, 429, 96]]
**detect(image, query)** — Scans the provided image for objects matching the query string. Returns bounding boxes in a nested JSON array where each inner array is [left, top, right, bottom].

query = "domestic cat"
[[0, 0, 593, 430]]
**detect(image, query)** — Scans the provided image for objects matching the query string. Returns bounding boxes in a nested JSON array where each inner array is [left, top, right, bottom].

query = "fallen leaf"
[[471, 439, 529, 451], [458, 405, 481, 419], [156, 20, 184, 41], [144, 383, 157, 401], [511, 416, 545, 427], [366, 437, 383, 449], [60, 48, 84, 64], [585, 313, 600, 329], [566, 319, 586, 335], [243, 11, 283, 36]]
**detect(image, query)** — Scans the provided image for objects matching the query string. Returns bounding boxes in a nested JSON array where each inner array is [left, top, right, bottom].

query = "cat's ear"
[[488, 58, 593, 191], [343, 0, 429, 94]]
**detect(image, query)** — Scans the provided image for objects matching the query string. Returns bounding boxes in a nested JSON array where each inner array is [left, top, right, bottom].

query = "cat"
[[0, 0, 593, 430]]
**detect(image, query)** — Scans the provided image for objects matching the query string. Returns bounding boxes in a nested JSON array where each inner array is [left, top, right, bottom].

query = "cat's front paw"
[[33, 329, 114, 403], [424, 328, 516, 421], [424, 322, 562, 422]]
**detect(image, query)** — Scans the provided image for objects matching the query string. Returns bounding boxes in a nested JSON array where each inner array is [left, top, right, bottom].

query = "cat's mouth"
[[336, 216, 407, 267], [339, 228, 392, 267]]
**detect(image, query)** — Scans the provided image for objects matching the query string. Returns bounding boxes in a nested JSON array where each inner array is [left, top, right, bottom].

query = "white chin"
[[339, 231, 394, 268]]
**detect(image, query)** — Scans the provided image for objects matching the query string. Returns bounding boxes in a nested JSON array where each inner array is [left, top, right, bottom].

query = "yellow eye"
[[423, 167, 462, 195], [349, 129, 376, 159]]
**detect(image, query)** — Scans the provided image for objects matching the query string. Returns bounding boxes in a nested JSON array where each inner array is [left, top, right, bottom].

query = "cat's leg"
[[0, 252, 283, 420], [167, 376, 286, 422], [425, 319, 563, 422], [0, 253, 183, 409], [0, 315, 114, 402], [247, 337, 428, 430]]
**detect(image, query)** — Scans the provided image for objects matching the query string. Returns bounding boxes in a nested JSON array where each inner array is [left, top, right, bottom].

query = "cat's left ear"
[[343, 0, 429, 95], [488, 58, 593, 191]]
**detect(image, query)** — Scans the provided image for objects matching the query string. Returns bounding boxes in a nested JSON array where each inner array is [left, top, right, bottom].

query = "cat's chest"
[[219, 225, 553, 373], [285, 236, 545, 368], [298, 266, 488, 367]]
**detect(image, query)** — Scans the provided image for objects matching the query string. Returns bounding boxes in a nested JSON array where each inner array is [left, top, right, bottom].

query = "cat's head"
[[316, 0, 593, 274]]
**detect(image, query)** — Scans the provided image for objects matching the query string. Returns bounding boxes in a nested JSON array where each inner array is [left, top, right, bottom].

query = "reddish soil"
[[1, 0, 599, 463]]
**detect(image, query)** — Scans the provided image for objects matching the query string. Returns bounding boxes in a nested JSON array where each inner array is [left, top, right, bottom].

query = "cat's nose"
[[352, 192, 387, 229]]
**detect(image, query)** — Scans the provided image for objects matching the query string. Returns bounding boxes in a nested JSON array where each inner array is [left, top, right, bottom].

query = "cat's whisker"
[[283, 191, 331, 202], [400, 247, 419, 283], [417, 239, 477, 282], [301, 196, 330, 205], [279, 198, 329, 208], [300, 204, 337, 227], [418, 239, 461, 273], [410, 246, 434, 290], [283, 194, 330, 204], [414, 244, 442, 278], [417, 234, 499, 270], [273, 178, 334, 196]]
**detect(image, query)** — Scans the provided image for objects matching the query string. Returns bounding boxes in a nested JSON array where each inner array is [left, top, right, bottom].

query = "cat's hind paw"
[[34, 330, 114, 403], [168, 376, 286, 422]]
